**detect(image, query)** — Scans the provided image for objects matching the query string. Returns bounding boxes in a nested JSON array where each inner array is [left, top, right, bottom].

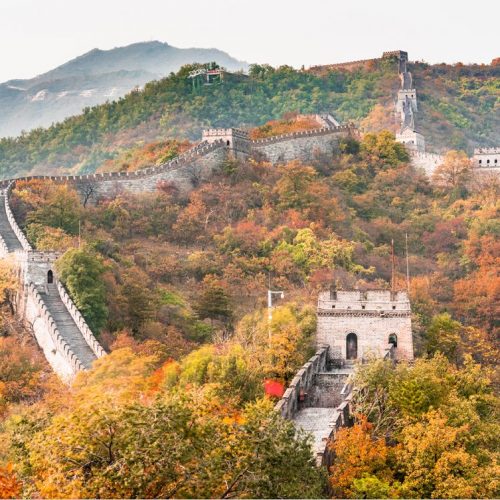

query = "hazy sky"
[[1, 0, 498, 82]]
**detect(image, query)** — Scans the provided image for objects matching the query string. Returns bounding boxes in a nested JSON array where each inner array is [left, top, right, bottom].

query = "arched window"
[[226, 140, 230, 146], [388, 333, 398, 348], [47, 270, 54, 284], [346, 333, 358, 360]]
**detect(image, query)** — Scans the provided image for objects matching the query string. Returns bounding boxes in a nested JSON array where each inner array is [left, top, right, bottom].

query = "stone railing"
[[0, 233, 9, 256], [410, 151, 443, 161], [26, 282, 85, 374], [56, 280, 106, 359], [0, 139, 226, 186], [275, 345, 329, 419], [252, 125, 353, 146], [5, 182, 32, 251]]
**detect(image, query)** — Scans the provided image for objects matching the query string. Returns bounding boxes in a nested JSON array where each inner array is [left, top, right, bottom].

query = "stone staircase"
[[41, 284, 97, 369], [0, 192, 23, 252], [290, 364, 353, 465]]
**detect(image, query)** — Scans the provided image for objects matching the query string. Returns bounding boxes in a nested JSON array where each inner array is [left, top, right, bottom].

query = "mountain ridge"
[[0, 41, 248, 138]]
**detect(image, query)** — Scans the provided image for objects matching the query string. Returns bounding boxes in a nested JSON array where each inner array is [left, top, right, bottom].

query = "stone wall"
[[253, 126, 353, 163], [2, 187, 105, 381], [56, 281, 106, 358], [0, 122, 358, 202], [19, 282, 84, 382], [5, 183, 32, 251], [0, 140, 228, 201], [275, 345, 329, 420], [410, 151, 443, 176]]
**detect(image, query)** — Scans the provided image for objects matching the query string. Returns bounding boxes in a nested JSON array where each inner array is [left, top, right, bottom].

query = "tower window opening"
[[389, 333, 398, 348], [346, 333, 358, 359]]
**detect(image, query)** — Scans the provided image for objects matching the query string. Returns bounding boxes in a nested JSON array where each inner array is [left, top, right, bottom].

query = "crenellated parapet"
[[0, 118, 357, 203], [0, 184, 106, 382], [56, 281, 106, 359], [275, 345, 329, 420], [5, 182, 32, 251], [23, 282, 86, 381]]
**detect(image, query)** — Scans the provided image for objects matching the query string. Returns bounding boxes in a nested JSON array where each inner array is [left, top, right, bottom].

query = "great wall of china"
[[0, 185, 105, 381], [0, 118, 355, 382], [0, 50, 497, 475]]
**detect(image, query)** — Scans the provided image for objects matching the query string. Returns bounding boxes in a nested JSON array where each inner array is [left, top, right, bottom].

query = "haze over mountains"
[[0, 41, 248, 138]]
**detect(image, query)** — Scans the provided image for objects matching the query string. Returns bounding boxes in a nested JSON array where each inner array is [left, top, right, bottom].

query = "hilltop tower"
[[201, 128, 251, 158], [316, 289, 414, 362], [393, 51, 425, 153]]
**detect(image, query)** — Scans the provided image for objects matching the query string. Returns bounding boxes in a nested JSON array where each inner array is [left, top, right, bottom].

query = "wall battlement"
[[1, 186, 105, 381], [474, 147, 500, 154], [0, 119, 357, 202]]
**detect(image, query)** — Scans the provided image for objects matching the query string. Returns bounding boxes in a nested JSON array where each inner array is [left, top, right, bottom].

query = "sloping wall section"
[[0, 184, 105, 382]]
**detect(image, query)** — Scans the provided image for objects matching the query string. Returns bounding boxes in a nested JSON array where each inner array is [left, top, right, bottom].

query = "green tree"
[[27, 185, 81, 235], [56, 247, 108, 333], [194, 275, 232, 325]]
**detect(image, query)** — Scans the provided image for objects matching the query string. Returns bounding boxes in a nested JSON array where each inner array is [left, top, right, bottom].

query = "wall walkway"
[[0, 185, 105, 381]]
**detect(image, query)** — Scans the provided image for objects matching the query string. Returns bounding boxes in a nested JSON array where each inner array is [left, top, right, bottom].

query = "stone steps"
[[41, 284, 97, 369]]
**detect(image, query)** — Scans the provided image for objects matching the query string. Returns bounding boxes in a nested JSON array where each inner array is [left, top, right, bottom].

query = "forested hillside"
[[0, 132, 498, 497], [0, 57, 498, 178], [0, 41, 248, 138]]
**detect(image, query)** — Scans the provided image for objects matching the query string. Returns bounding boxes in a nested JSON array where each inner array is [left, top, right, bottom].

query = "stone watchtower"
[[316, 289, 414, 362], [202, 128, 251, 158]]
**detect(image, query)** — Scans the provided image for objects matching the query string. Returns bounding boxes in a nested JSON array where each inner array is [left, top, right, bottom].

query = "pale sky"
[[1, 0, 498, 82]]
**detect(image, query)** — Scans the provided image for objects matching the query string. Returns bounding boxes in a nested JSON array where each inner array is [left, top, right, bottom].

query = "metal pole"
[[391, 239, 395, 292], [405, 233, 410, 294]]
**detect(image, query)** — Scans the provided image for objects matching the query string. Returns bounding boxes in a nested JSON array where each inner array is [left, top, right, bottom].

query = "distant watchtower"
[[202, 128, 251, 157], [316, 289, 414, 362]]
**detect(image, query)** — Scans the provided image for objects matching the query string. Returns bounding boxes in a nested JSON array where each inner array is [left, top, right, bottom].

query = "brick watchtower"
[[202, 128, 251, 157], [316, 289, 414, 362]]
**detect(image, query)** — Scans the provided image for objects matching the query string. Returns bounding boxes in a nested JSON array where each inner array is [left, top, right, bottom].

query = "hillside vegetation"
[[0, 131, 498, 497], [0, 57, 498, 178], [0, 41, 248, 138]]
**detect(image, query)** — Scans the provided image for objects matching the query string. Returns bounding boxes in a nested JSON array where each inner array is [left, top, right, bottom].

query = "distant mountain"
[[0, 41, 248, 138]]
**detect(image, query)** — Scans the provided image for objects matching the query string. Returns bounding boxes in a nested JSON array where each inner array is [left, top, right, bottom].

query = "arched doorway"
[[47, 270, 53, 284], [388, 333, 398, 348], [346, 333, 358, 360]]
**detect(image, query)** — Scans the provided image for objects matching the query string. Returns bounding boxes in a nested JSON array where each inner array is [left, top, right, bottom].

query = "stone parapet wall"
[[5, 183, 32, 251], [0, 234, 9, 257], [0, 122, 358, 199], [275, 345, 329, 419], [21, 282, 84, 381], [252, 125, 353, 146], [56, 281, 106, 359], [253, 127, 352, 164], [0, 140, 226, 188], [410, 151, 443, 176]]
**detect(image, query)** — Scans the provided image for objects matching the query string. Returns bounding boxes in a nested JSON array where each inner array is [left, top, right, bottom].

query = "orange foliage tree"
[[0, 464, 22, 499]]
